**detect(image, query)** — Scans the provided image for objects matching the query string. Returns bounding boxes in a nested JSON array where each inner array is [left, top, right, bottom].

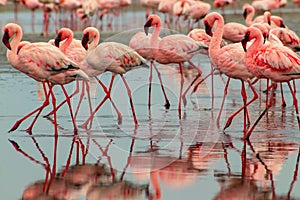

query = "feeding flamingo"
[[203, 12, 256, 133], [80, 27, 148, 128], [129, 31, 170, 110], [2, 23, 89, 134], [241, 26, 300, 140], [48, 27, 122, 124], [144, 14, 207, 119]]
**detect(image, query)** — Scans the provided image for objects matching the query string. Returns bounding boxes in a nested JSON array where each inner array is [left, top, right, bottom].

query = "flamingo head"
[[204, 12, 224, 37], [242, 3, 252, 19], [55, 28, 73, 48], [271, 16, 286, 28], [2, 23, 22, 50], [81, 27, 100, 50], [242, 27, 262, 52], [144, 14, 161, 36]]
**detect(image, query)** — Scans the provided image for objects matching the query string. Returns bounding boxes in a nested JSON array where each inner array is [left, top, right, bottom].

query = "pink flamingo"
[[223, 21, 247, 43], [140, 0, 161, 18], [183, 0, 211, 30], [48, 27, 122, 124], [2, 23, 89, 134], [58, 0, 81, 30], [20, 0, 41, 32], [243, 4, 286, 28], [129, 31, 170, 110], [251, 0, 280, 12], [269, 27, 300, 51], [80, 27, 148, 128], [241, 26, 300, 140], [144, 14, 207, 119], [203, 12, 256, 133], [213, 0, 234, 14], [157, 0, 177, 28]]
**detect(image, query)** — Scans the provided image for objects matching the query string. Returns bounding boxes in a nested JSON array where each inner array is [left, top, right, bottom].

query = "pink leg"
[[74, 81, 86, 118], [216, 78, 230, 129], [240, 81, 249, 133], [9, 82, 50, 133], [287, 81, 300, 130], [120, 74, 138, 127], [148, 61, 153, 111], [60, 85, 77, 133], [45, 80, 80, 117], [224, 79, 258, 130], [96, 76, 122, 124], [183, 69, 214, 107], [152, 61, 170, 109], [244, 83, 276, 140], [178, 63, 184, 119], [280, 82, 286, 107]]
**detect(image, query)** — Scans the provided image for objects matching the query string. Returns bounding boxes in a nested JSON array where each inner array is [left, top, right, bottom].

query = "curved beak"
[[2, 30, 11, 50], [54, 33, 62, 47], [243, 9, 247, 19], [204, 21, 213, 37], [241, 33, 249, 52], [144, 18, 153, 36], [280, 22, 286, 28], [81, 33, 89, 50]]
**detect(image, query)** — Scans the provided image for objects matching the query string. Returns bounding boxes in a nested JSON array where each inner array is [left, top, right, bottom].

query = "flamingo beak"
[[54, 33, 62, 48], [241, 33, 250, 52], [204, 21, 213, 37], [280, 22, 286, 28], [243, 9, 247, 19], [2, 30, 11, 50], [81, 33, 89, 50], [144, 18, 153, 36]]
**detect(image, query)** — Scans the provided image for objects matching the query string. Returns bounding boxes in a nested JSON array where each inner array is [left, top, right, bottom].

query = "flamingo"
[[269, 27, 300, 51], [80, 27, 148, 128], [241, 26, 300, 140], [144, 14, 207, 119], [223, 22, 247, 43], [2, 23, 89, 134], [183, 0, 211, 30], [157, 0, 177, 28], [20, 0, 41, 32], [251, 0, 280, 12], [213, 0, 234, 14], [48, 27, 123, 124], [203, 12, 256, 133], [129, 31, 170, 110]]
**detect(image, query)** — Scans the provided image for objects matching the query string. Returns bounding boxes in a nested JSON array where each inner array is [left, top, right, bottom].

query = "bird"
[[223, 21, 247, 43], [19, 0, 41, 33], [144, 14, 207, 119], [80, 27, 149, 128], [203, 12, 256, 133], [129, 31, 170, 110], [241, 26, 300, 140], [2, 23, 89, 134], [51, 27, 123, 124], [251, 0, 280, 12]]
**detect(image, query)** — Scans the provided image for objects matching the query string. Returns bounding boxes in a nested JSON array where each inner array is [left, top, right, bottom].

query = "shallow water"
[[1, 3, 300, 200]]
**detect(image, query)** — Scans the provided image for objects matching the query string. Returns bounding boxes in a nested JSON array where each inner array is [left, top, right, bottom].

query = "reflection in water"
[[214, 139, 299, 200]]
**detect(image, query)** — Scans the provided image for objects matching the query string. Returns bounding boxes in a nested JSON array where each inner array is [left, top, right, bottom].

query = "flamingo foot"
[[282, 102, 286, 107], [223, 118, 233, 130], [182, 96, 187, 107], [9, 120, 22, 133], [165, 101, 170, 109], [25, 128, 33, 135]]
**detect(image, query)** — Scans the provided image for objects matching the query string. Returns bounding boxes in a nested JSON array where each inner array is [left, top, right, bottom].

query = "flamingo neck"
[[247, 32, 264, 55], [11, 28, 23, 54], [61, 36, 73, 54], [209, 15, 224, 59], [150, 22, 161, 56], [88, 33, 100, 51], [245, 8, 255, 26]]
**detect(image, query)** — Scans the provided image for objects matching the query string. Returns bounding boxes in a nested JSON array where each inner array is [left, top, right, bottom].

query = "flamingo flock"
[[2, 1, 300, 141]]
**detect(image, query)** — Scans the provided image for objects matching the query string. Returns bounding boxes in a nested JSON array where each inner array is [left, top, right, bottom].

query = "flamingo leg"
[[178, 63, 184, 119], [152, 61, 170, 109], [9, 82, 50, 133], [280, 82, 286, 107], [241, 81, 249, 133], [74, 81, 86, 118], [60, 85, 77, 134], [244, 83, 276, 140], [120, 74, 138, 127], [96, 76, 122, 124], [224, 79, 258, 130], [287, 81, 300, 130], [216, 78, 230, 129], [183, 69, 214, 107], [148, 61, 153, 111], [44, 80, 80, 117]]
